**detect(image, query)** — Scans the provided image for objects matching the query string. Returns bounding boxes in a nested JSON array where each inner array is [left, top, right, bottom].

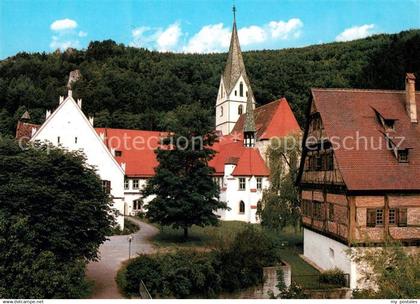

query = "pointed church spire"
[[222, 6, 253, 99], [243, 92, 256, 147]]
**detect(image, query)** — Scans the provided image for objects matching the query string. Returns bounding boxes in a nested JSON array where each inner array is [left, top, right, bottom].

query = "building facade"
[[16, 10, 300, 226], [297, 73, 420, 288]]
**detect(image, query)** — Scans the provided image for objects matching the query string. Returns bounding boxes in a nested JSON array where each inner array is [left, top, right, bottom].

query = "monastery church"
[[16, 12, 300, 229]]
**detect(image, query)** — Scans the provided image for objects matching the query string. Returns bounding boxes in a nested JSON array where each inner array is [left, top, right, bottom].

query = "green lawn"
[[151, 221, 248, 249]]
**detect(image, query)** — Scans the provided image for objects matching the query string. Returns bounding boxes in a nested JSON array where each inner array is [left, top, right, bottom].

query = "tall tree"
[[257, 133, 302, 231], [0, 137, 113, 298], [142, 103, 228, 239]]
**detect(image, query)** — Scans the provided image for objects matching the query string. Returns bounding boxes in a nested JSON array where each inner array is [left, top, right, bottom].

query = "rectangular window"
[[75, 137, 78, 144], [239, 178, 246, 190], [57, 136, 61, 144], [389, 208, 396, 225], [329, 203, 334, 221], [367, 209, 376, 227], [398, 150, 409, 162], [327, 153, 334, 171], [132, 179, 139, 190], [315, 155, 322, 171], [376, 209, 384, 226], [124, 179, 129, 190], [256, 178, 262, 190], [398, 208, 407, 227], [102, 180, 111, 194], [313, 201, 323, 220], [302, 199, 312, 217], [115, 150, 122, 157]]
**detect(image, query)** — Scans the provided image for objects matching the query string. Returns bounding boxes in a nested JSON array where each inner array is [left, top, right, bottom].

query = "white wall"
[[124, 178, 154, 215], [32, 94, 125, 228], [215, 75, 254, 135], [303, 228, 360, 289], [217, 164, 268, 223]]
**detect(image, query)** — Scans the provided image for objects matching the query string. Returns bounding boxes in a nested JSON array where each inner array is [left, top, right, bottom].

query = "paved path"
[[86, 217, 159, 299]]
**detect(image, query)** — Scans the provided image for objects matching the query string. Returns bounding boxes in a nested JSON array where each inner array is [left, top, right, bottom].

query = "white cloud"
[[130, 18, 303, 53], [130, 23, 182, 51], [183, 23, 230, 53], [49, 18, 86, 50], [238, 25, 267, 45], [50, 18, 78, 31], [269, 18, 303, 40], [335, 24, 375, 42], [157, 23, 182, 51]]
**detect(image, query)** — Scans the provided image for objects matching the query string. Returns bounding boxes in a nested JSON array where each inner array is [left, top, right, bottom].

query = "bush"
[[117, 224, 280, 298], [119, 250, 221, 298], [319, 268, 347, 287], [216, 225, 280, 291]]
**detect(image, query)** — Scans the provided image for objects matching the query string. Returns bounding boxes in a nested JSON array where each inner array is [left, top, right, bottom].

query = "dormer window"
[[398, 149, 409, 162], [384, 119, 395, 131]]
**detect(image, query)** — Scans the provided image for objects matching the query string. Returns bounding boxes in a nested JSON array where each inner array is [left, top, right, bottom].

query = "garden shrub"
[[216, 225, 280, 291], [117, 224, 280, 298], [319, 268, 347, 287]]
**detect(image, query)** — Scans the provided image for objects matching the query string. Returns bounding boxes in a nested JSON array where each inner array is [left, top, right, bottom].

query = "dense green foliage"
[[117, 225, 279, 298], [142, 103, 227, 238], [319, 268, 347, 287], [257, 134, 302, 230], [1, 30, 419, 135], [0, 137, 113, 298], [350, 242, 420, 299]]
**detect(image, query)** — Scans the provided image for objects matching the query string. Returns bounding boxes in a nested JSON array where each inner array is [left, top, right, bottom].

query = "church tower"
[[215, 6, 255, 135]]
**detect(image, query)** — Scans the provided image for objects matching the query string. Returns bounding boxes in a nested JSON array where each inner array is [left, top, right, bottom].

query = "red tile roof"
[[231, 147, 269, 176], [15, 122, 40, 141], [231, 98, 301, 140], [311, 88, 420, 191], [209, 135, 269, 176], [17, 98, 294, 178], [95, 128, 162, 177]]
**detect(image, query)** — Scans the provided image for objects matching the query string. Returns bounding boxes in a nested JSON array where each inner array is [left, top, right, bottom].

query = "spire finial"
[[232, 4, 236, 24]]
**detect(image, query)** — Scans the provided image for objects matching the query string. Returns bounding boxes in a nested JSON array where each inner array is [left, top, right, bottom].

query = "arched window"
[[239, 201, 245, 214], [220, 106, 223, 117], [239, 82, 244, 97], [238, 105, 243, 115]]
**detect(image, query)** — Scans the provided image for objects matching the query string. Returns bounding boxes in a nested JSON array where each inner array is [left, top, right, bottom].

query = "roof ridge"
[[255, 98, 285, 111], [312, 88, 420, 94], [95, 127, 162, 133]]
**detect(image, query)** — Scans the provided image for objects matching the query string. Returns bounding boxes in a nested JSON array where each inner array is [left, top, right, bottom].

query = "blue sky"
[[0, 0, 419, 59]]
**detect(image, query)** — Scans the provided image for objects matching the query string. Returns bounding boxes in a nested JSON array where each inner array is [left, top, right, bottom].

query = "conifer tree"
[[142, 103, 228, 239]]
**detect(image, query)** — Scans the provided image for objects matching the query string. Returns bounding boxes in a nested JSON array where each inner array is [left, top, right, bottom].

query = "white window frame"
[[132, 179, 139, 190]]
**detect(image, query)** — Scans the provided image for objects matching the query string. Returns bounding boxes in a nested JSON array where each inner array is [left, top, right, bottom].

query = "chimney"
[[405, 73, 417, 123]]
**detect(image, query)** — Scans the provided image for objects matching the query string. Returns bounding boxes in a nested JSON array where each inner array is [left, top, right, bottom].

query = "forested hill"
[[0, 29, 419, 135]]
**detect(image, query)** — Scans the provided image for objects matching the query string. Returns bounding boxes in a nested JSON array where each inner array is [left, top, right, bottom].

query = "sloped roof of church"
[[222, 17, 253, 98], [232, 98, 301, 140], [95, 128, 162, 177], [209, 135, 269, 176]]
